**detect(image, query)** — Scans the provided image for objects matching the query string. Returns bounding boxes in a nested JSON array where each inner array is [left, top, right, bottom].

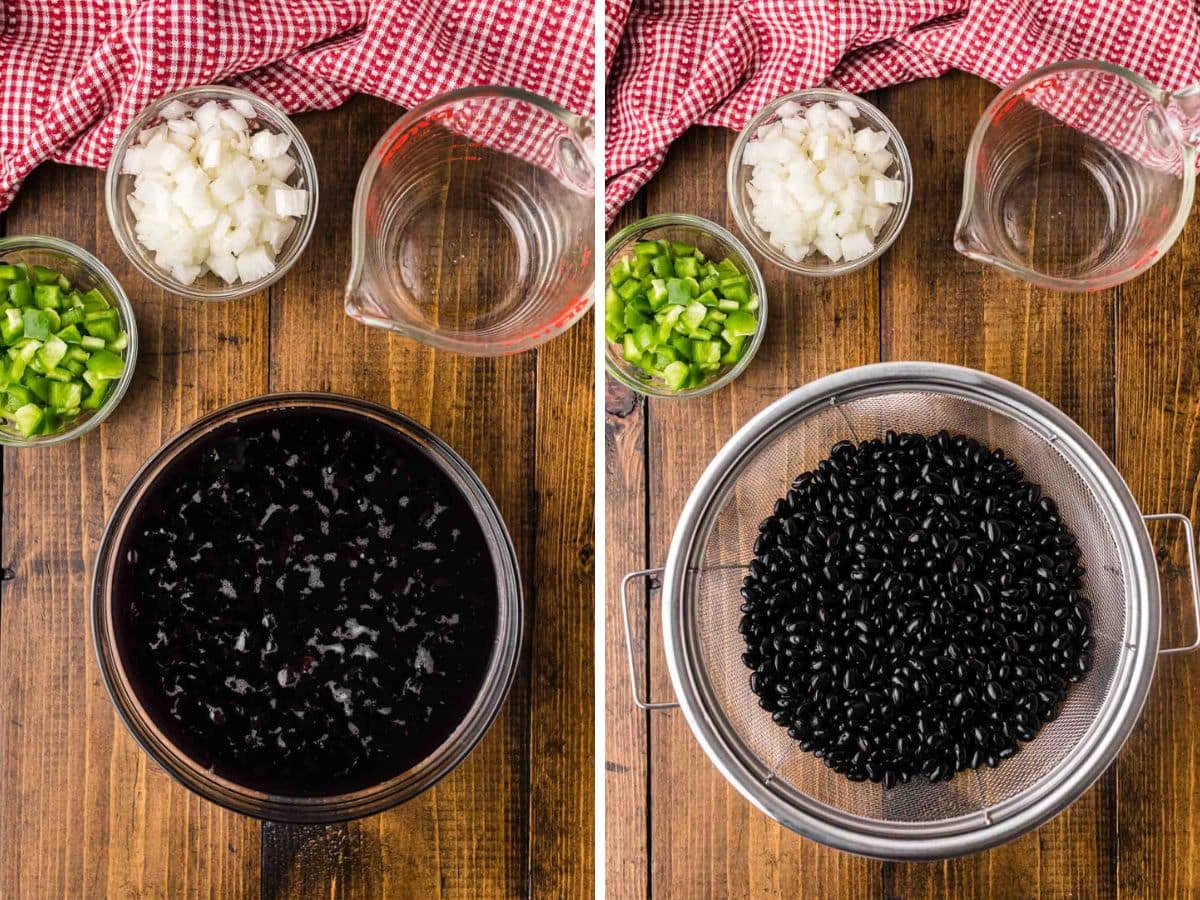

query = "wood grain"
[[604, 191, 650, 900], [266, 95, 532, 899], [606, 70, 1200, 897], [0, 150, 265, 899], [1114, 197, 1200, 896], [879, 72, 1118, 900], [0, 93, 594, 899], [530, 307, 595, 900], [622, 122, 883, 898]]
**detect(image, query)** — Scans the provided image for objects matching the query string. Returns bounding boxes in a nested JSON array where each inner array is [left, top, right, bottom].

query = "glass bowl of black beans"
[[91, 393, 522, 822], [637, 362, 1189, 859]]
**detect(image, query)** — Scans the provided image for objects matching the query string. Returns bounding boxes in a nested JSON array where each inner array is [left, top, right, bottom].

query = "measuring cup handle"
[[619, 568, 679, 710], [1171, 85, 1200, 146], [1145, 513, 1200, 655]]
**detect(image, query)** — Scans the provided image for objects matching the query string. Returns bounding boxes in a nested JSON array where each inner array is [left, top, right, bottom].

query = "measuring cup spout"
[[953, 189, 1000, 266], [552, 112, 595, 194], [344, 251, 395, 334], [344, 166, 415, 338], [343, 263, 368, 318], [344, 209, 376, 322]]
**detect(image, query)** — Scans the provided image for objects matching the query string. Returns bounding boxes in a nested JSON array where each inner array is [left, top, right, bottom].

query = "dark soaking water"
[[113, 406, 499, 796]]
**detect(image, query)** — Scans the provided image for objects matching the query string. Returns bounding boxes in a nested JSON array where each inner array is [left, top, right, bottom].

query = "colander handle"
[[620, 568, 679, 711], [1146, 513, 1200, 656]]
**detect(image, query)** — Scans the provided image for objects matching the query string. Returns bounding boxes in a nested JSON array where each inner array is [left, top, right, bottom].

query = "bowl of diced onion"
[[727, 89, 912, 276], [105, 85, 319, 301], [604, 214, 767, 399]]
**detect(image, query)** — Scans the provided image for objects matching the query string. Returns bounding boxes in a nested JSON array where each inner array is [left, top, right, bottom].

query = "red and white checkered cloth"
[[0, 0, 594, 215], [605, 0, 1200, 224]]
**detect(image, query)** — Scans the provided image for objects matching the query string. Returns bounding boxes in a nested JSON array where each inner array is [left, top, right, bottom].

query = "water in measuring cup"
[[996, 132, 1126, 277], [973, 101, 1182, 283], [372, 136, 592, 339]]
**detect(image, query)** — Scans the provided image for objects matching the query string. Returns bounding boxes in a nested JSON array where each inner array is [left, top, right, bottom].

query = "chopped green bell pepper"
[[1, 308, 23, 344], [22, 308, 53, 341], [82, 378, 111, 410], [0, 258, 128, 435], [12, 402, 43, 437], [86, 348, 124, 380], [32, 265, 60, 285], [605, 239, 759, 393], [33, 284, 62, 310], [8, 281, 32, 307]]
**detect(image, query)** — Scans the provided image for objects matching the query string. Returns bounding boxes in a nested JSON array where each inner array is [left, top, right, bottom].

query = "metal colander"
[[623, 363, 1200, 859]]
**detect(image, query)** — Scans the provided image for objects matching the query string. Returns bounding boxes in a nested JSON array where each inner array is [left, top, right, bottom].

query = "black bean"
[[741, 431, 1092, 788]]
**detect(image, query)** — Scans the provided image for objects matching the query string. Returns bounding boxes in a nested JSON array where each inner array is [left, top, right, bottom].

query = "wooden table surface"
[[605, 71, 1200, 898], [0, 95, 593, 899]]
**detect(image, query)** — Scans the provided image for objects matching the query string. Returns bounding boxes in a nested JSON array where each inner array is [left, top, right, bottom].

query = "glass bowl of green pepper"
[[0, 236, 137, 446], [604, 214, 767, 398]]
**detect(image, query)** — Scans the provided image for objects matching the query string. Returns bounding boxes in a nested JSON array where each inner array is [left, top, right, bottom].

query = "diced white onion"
[[167, 118, 198, 137], [200, 138, 222, 170], [271, 188, 308, 217], [193, 101, 221, 132], [828, 108, 853, 132], [160, 99, 191, 120], [218, 108, 247, 133], [207, 250, 238, 283], [236, 247, 275, 282], [841, 230, 874, 260], [123, 99, 308, 286], [742, 96, 906, 264], [266, 155, 296, 181], [121, 146, 147, 175], [231, 98, 256, 120], [872, 177, 906, 205], [809, 131, 830, 161]]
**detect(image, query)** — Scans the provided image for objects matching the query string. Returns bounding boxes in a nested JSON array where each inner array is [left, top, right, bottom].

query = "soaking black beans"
[[113, 407, 498, 796], [740, 431, 1093, 787]]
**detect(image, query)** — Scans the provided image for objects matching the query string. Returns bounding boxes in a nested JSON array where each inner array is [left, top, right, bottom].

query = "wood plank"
[[530, 313, 595, 898], [263, 95, 533, 898], [878, 72, 1117, 898], [603, 192, 650, 900], [638, 125, 883, 899], [0, 163, 265, 897], [1114, 198, 1200, 895], [607, 61, 1198, 900]]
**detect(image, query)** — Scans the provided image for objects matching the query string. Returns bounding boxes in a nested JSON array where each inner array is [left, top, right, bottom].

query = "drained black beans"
[[740, 431, 1093, 787]]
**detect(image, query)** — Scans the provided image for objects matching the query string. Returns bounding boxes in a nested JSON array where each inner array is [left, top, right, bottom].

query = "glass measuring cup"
[[346, 87, 594, 355], [955, 60, 1200, 291]]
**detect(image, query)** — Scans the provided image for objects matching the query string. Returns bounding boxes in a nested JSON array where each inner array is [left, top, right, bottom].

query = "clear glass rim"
[[103, 85, 320, 302], [726, 88, 914, 276], [346, 85, 595, 356], [953, 59, 1198, 293], [90, 392, 524, 822], [604, 213, 768, 398], [0, 235, 139, 447]]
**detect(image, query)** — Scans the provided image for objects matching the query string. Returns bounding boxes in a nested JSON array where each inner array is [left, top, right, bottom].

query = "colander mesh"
[[689, 389, 1126, 826]]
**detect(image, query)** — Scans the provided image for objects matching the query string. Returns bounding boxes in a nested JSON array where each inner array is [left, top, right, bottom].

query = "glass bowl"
[[91, 393, 523, 822], [604, 214, 767, 399], [105, 85, 319, 301], [727, 88, 913, 276], [0, 236, 138, 447]]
